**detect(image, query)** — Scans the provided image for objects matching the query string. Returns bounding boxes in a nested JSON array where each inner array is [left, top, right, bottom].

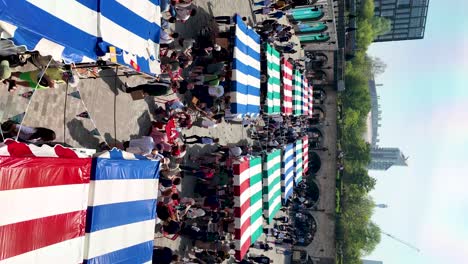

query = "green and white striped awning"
[[249, 156, 264, 243], [293, 70, 303, 116], [294, 139, 303, 184], [263, 149, 282, 224], [264, 44, 281, 115]]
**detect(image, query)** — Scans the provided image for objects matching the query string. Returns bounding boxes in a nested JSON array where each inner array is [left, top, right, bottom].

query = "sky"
[[365, 0, 468, 263]]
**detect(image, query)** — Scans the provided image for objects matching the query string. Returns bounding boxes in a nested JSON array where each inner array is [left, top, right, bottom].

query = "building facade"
[[362, 260, 384, 264], [368, 147, 408, 170], [373, 0, 430, 41]]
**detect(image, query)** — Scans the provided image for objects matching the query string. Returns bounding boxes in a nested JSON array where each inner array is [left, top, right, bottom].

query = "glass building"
[[373, 0, 430, 42], [368, 147, 408, 171]]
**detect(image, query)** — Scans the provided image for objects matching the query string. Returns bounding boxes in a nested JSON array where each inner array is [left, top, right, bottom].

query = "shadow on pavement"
[[66, 118, 100, 149], [99, 68, 124, 96]]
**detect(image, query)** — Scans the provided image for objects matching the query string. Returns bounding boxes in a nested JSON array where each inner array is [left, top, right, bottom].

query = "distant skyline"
[[366, 0, 468, 263]]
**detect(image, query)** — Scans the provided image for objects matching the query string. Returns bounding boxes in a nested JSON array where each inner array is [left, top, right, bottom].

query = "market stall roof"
[[303, 136, 309, 175], [230, 15, 261, 118], [281, 143, 295, 203], [0, 140, 91, 263], [303, 78, 310, 116], [84, 148, 160, 264], [233, 156, 263, 261], [294, 139, 304, 184], [293, 70, 303, 116], [263, 149, 282, 224], [0, 0, 161, 75], [264, 44, 281, 115], [281, 57, 293, 116]]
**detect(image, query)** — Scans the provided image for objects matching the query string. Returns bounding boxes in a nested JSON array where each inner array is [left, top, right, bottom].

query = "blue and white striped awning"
[[0, 0, 161, 75], [281, 143, 295, 203], [85, 148, 160, 264], [230, 15, 261, 118]]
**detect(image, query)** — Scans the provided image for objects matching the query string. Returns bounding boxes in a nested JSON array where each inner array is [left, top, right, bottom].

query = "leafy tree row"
[[337, 0, 390, 263]]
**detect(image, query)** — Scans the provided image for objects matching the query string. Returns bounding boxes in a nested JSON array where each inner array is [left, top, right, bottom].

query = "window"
[[411, 7, 424, 16], [381, 10, 395, 17], [396, 18, 410, 23], [393, 29, 409, 34], [397, 8, 410, 14], [409, 28, 423, 37], [397, 13, 410, 18], [397, 0, 410, 4], [410, 18, 421, 27], [394, 23, 408, 29], [394, 33, 408, 39], [382, 0, 397, 4], [412, 0, 428, 6]]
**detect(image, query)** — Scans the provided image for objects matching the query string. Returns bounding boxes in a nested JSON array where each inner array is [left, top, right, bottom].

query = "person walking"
[[183, 135, 219, 145]]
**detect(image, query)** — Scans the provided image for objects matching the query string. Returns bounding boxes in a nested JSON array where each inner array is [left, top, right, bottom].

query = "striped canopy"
[[308, 82, 314, 116], [0, 0, 162, 75], [233, 156, 263, 261], [230, 15, 261, 118], [281, 144, 295, 203], [303, 136, 309, 175], [263, 149, 282, 224], [0, 140, 91, 263], [303, 78, 310, 116], [264, 44, 281, 115], [281, 58, 293, 115], [84, 148, 160, 264], [293, 70, 303, 116], [294, 139, 304, 184]]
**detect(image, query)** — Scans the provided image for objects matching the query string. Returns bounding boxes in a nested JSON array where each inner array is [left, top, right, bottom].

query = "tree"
[[371, 16, 392, 36], [343, 166, 376, 193], [368, 56, 387, 76]]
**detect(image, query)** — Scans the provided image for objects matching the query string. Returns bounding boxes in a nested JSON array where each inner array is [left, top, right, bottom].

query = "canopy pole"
[[113, 65, 119, 147]]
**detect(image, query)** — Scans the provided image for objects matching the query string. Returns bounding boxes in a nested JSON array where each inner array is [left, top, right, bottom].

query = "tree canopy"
[[336, 0, 390, 262]]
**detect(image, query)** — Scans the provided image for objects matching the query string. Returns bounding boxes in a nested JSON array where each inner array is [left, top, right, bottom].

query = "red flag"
[[130, 60, 140, 71]]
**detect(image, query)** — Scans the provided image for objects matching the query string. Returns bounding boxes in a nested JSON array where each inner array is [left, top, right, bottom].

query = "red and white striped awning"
[[281, 58, 293, 116], [0, 140, 91, 263]]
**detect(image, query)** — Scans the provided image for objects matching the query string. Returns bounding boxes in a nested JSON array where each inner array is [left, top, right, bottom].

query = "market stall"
[[264, 44, 281, 115], [0, 0, 162, 75], [230, 15, 261, 118], [233, 156, 263, 261], [294, 139, 304, 185], [281, 57, 293, 116], [262, 149, 282, 224], [281, 143, 295, 203]]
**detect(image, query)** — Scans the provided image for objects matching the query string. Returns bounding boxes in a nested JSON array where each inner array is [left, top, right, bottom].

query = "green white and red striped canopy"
[[264, 44, 281, 115], [263, 149, 282, 224], [233, 156, 263, 261]]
